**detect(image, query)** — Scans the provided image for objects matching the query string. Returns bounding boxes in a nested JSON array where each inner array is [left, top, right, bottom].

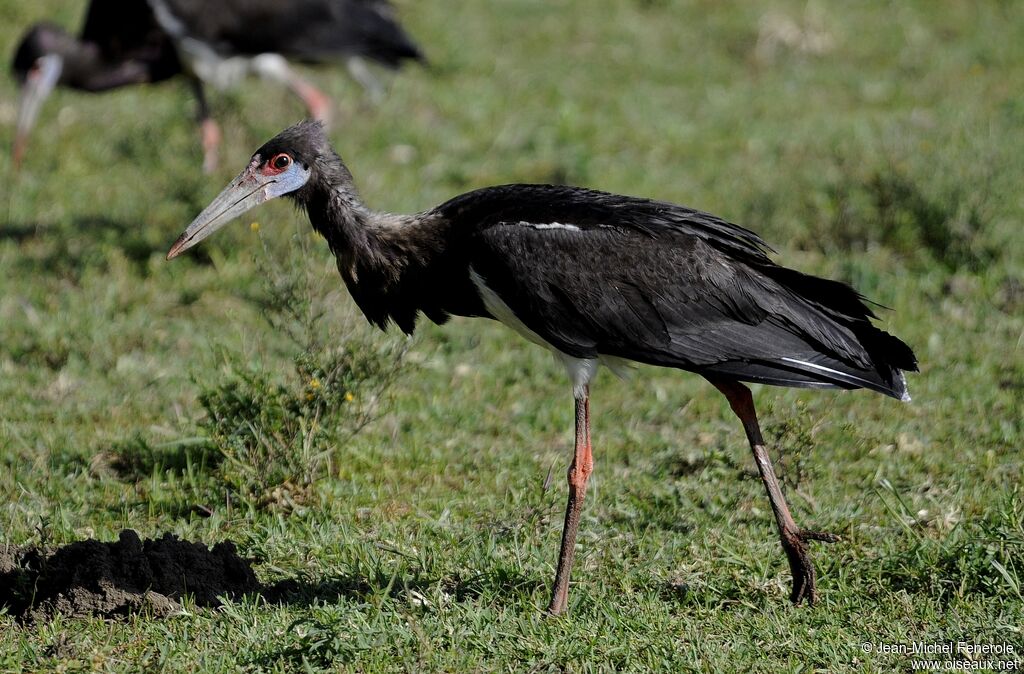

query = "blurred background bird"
[[10, 0, 426, 172]]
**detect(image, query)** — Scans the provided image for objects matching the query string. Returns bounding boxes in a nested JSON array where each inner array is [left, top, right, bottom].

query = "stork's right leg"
[[710, 379, 839, 605], [547, 386, 593, 615]]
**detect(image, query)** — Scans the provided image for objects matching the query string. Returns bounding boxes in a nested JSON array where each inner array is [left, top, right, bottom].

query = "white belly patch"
[[470, 267, 614, 397]]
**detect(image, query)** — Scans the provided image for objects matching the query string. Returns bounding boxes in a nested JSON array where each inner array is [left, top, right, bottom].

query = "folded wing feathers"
[[450, 185, 915, 394]]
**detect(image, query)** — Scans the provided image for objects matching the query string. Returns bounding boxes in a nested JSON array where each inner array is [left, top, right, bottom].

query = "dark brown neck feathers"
[[297, 153, 455, 332]]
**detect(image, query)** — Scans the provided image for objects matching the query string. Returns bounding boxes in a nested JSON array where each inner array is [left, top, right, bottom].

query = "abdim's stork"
[[11, 0, 425, 171], [167, 122, 918, 613]]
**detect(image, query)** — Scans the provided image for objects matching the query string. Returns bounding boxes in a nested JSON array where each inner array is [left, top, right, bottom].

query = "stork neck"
[[307, 184, 432, 274], [300, 153, 445, 301], [310, 186, 370, 245], [303, 158, 376, 258]]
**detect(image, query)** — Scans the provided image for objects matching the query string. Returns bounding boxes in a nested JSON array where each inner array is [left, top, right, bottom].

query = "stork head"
[[166, 121, 330, 260], [11, 24, 73, 168]]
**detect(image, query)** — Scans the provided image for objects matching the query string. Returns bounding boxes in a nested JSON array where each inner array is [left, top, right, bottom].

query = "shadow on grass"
[[98, 434, 223, 481], [263, 565, 545, 608], [0, 222, 42, 243], [251, 569, 547, 669], [657, 576, 780, 610]]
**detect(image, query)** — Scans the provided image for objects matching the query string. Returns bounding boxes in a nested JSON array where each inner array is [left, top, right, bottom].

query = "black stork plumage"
[[167, 121, 919, 613], [11, 0, 425, 171]]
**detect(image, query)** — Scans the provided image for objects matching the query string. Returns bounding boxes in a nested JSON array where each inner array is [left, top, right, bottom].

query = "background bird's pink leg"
[[279, 75, 332, 126], [547, 386, 593, 615], [200, 118, 221, 175], [710, 379, 839, 605], [250, 55, 334, 126], [189, 78, 220, 174]]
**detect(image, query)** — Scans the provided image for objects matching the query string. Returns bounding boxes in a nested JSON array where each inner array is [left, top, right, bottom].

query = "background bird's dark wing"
[[468, 216, 913, 398], [159, 0, 423, 65], [80, 0, 180, 80]]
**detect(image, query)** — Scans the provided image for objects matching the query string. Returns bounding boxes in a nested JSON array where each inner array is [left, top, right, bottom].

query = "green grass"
[[1, 0, 1022, 671]]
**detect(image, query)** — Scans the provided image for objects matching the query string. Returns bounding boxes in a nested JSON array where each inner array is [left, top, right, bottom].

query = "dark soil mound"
[[0, 530, 259, 622]]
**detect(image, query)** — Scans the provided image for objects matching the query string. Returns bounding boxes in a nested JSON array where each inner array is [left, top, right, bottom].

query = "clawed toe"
[[780, 527, 840, 606], [800, 529, 841, 544]]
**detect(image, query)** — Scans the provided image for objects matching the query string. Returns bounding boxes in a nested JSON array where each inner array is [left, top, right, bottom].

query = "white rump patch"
[[251, 54, 293, 84]]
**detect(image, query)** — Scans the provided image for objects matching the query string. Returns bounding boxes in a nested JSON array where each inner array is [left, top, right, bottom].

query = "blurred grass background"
[[0, 0, 1021, 671]]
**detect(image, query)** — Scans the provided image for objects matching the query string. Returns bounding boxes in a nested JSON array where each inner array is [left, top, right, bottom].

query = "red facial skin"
[[262, 153, 292, 176]]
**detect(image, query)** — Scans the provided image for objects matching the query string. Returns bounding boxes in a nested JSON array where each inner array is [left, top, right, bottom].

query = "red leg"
[[547, 386, 593, 615], [709, 379, 839, 605]]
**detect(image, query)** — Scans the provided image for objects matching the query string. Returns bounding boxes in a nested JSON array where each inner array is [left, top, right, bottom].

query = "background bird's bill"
[[166, 155, 310, 259], [13, 54, 63, 169]]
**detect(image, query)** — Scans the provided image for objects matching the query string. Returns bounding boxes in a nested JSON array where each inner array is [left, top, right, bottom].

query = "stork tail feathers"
[[718, 265, 919, 400]]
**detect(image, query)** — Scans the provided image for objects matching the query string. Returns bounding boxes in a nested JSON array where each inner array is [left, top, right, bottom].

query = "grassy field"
[[1, 0, 1022, 671]]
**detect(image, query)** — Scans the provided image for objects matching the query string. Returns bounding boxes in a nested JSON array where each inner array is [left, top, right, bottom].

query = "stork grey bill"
[[13, 54, 64, 168], [166, 159, 310, 259]]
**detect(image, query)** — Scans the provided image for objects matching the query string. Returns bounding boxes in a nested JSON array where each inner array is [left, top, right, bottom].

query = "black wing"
[[80, 0, 181, 82], [443, 186, 916, 399], [438, 184, 776, 265], [158, 0, 424, 66]]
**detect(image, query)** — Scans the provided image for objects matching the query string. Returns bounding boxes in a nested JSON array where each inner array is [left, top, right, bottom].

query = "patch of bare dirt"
[[0, 530, 259, 622]]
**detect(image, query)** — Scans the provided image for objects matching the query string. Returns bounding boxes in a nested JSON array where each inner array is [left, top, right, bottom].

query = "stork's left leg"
[[710, 379, 839, 605], [547, 386, 593, 615]]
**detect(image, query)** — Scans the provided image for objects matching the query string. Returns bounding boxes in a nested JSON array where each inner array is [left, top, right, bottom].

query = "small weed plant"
[[196, 230, 406, 509]]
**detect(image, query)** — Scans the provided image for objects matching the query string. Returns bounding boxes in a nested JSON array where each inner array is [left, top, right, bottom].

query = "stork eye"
[[270, 154, 292, 170]]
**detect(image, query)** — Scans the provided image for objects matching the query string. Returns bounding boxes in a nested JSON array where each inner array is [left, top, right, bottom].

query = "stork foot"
[[547, 594, 568, 616], [780, 526, 839, 606]]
